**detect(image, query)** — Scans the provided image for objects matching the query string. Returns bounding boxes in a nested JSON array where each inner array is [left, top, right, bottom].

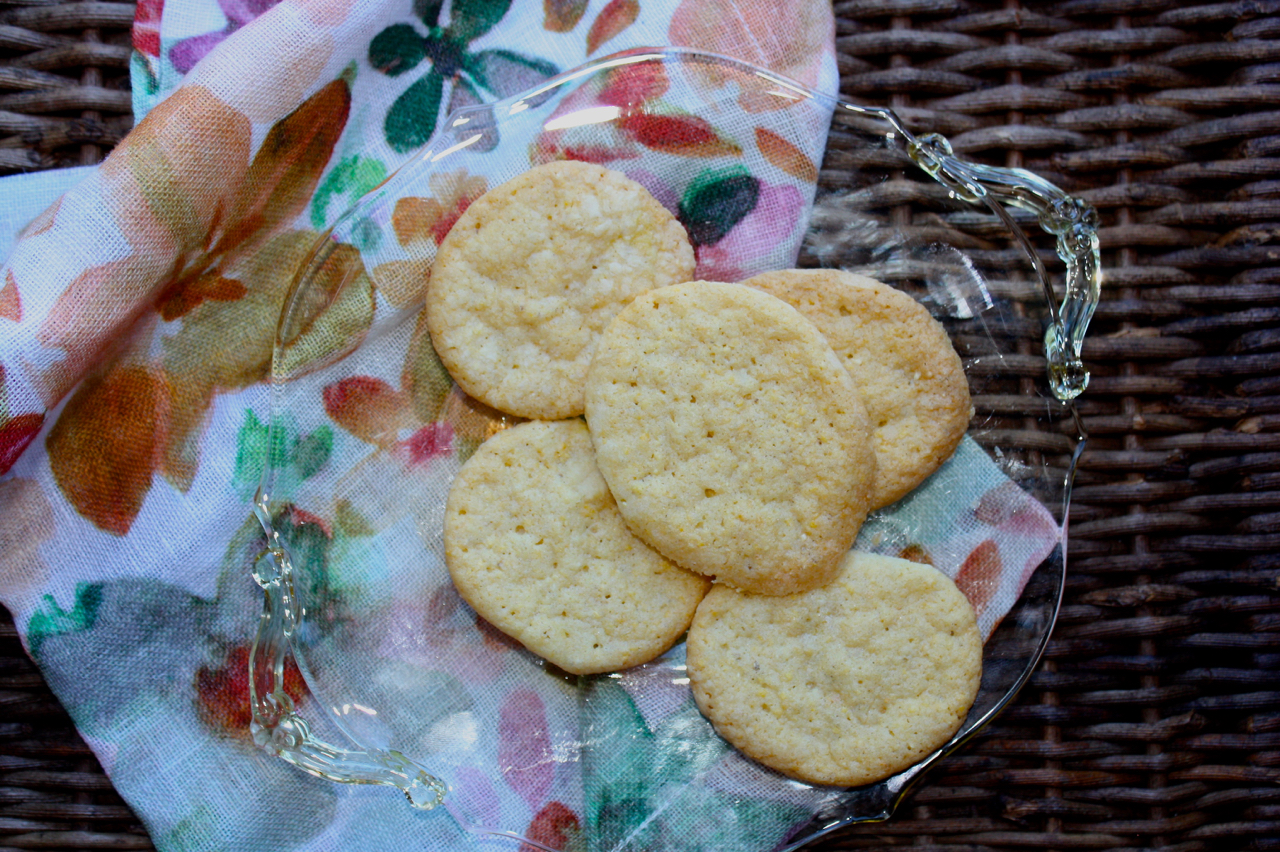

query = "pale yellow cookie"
[[443, 419, 709, 675], [743, 269, 972, 510], [686, 551, 982, 787], [426, 161, 695, 420], [584, 280, 876, 596]]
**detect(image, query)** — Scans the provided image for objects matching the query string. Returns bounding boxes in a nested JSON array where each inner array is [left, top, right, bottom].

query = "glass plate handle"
[[830, 98, 1101, 402], [248, 534, 447, 809], [901, 130, 1101, 402]]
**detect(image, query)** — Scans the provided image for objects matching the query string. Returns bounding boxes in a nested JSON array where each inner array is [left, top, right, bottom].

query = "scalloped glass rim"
[[250, 46, 1097, 850]]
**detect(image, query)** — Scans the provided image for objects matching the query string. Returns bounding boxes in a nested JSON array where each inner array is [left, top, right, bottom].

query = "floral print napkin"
[[0, 1, 1059, 850]]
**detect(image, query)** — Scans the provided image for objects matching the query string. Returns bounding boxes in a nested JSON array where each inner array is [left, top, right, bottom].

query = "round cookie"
[[426, 161, 695, 420], [744, 269, 972, 510], [584, 280, 876, 596], [686, 551, 982, 787], [443, 419, 709, 675]]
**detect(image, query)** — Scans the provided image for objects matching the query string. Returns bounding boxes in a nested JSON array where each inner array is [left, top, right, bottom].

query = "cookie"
[[686, 551, 982, 787], [743, 269, 971, 509], [426, 161, 695, 420], [584, 280, 876, 596], [443, 419, 709, 675]]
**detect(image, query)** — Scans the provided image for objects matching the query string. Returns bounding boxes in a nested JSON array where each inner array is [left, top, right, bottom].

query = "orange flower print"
[[372, 169, 488, 309], [323, 307, 515, 462], [38, 73, 372, 534], [393, 169, 488, 249], [318, 306, 517, 544]]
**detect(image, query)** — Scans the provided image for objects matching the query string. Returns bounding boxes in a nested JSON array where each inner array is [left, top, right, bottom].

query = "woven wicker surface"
[[2, 0, 1278, 849], [0, 0, 134, 173]]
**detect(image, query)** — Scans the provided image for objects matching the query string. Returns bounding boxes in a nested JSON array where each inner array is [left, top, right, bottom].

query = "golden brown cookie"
[[443, 419, 709, 675], [686, 551, 982, 787], [426, 161, 695, 420], [584, 280, 876, 596], [744, 269, 971, 509]]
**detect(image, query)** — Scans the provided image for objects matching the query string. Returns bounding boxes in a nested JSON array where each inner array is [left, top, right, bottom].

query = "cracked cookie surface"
[[745, 269, 971, 509], [444, 419, 708, 675], [686, 551, 982, 786], [427, 161, 695, 420], [584, 280, 875, 596]]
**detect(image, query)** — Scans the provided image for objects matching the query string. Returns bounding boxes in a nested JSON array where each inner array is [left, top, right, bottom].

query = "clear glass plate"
[[250, 47, 1099, 852]]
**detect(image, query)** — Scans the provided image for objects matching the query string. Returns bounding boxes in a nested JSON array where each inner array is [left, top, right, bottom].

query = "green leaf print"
[[369, 23, 429, 76], [449, 0, 514, 42], [413, 0, 445, 26], [664, 793, 810, 852], [130, 50, 160, 97], [232, 409, 333, 502], [311, 155, 389, 229], [26, 547, 341, 849], [678, 165, 762, 247], [293, 425, 334, 480], [233, 409, 284, 487], [582, 678, 734, 850], [31, 579, 211, 736], [27, 583, 102, 657], [581, 671, 812, 851], [385, 70, 446, 153], [369, 0, 557, 153], [582, 679, 658, 851]]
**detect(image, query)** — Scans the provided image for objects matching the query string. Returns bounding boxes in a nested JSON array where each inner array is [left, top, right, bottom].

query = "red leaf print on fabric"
[[0, 412, 44, 476], [1, 270, 22, 322], [132, 0, 164, 57], [399, 422, 454, 465], [423, 582, 459, 628], [323, 375, 412, 447], [288, 505, 332, 538], [956, 539, 1002, 617], [476, 614, 523, 653], [522, 801, 581, 852], [976, 480, 1061, 542], [393, 194, 475, 247], [196, 645, 306, 737], [499, 687, 554, 813], [618, 114, 741, 158], [390, 172, 487, 250], [532, 140, 641, 165], [974, 481, 1024, 525], [598, 62, 669, 108], [587, 0, 639, 55]]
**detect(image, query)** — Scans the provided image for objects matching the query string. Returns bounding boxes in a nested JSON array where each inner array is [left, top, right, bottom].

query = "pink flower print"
[[499, 688, 554, 813], [170, 0, 283, 74], [694, 181, 805, 282]]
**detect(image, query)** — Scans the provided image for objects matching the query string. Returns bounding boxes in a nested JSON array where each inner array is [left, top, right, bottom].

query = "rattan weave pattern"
[[0, 0, 134, 173], [1, 0, 1278, 850]]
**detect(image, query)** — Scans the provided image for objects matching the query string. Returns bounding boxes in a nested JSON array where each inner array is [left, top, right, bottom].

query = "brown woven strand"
[[2, 0, 1279, 850], [808, 1, 1280, 851], [0, 0, 134, 172]]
